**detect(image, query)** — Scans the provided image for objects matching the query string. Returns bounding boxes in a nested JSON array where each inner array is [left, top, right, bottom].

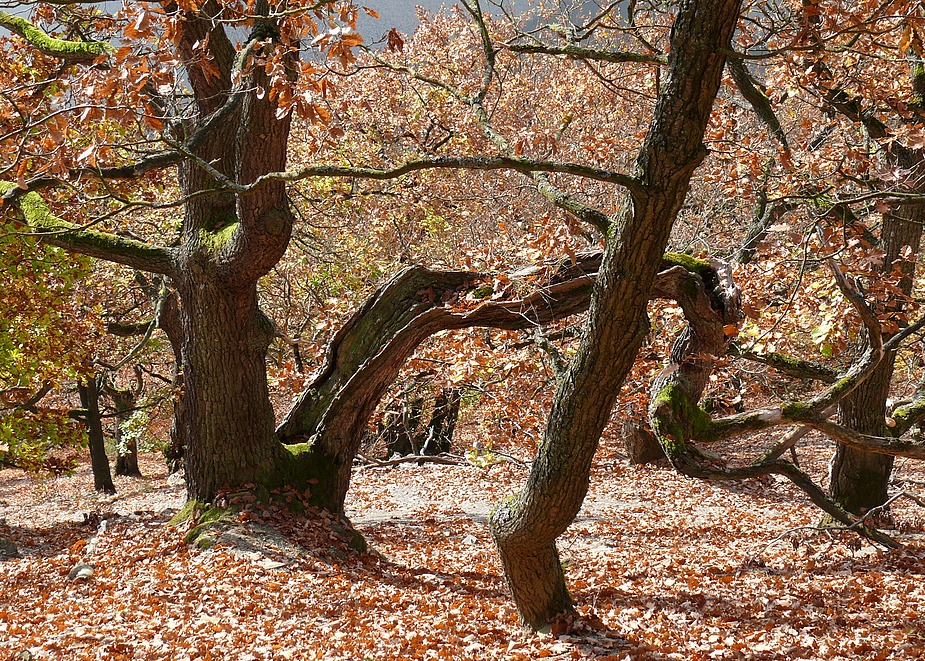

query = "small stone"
[[0, 538, 21, 560], [67, 561, 94, 581], [462, 534, 478, 546]]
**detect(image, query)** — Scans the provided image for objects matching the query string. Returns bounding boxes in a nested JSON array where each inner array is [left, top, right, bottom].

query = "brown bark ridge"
[[487, 0, 743, 630]]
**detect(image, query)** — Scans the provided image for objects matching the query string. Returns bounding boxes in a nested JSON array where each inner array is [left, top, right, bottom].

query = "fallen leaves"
[[1, 442, 925, 660]]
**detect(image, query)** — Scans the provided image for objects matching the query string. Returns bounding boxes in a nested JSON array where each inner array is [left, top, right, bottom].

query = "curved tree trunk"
[[273, 249, 727, 513], [488, 0, 742, 630], [277, 262, 600, 512]]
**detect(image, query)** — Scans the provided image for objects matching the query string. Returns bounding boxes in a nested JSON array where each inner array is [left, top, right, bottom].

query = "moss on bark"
[[661, 252, 712, 276], [0, 11, 112, 61], [650, 382, 714, 459]]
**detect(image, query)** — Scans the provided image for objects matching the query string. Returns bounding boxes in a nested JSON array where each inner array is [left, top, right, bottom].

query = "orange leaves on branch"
[[313, 27, 364, 66], [175, 0, 201, 12], [76, 145, 98, 168], [123, 9, 152, 41], [387, 28, 404, 53], [899, 21, 925, 57]]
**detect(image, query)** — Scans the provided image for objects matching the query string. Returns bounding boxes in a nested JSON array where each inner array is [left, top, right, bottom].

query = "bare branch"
[[727, 58, 788, 149], [257, 156, 640, 195], [505, 41, 667, 66], [728, 344, 838, 383]]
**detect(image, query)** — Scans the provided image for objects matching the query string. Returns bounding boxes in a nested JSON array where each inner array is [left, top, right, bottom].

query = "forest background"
[[2, 0, 925, 658]]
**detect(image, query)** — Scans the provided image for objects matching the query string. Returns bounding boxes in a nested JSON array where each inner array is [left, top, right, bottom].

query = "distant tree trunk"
[[422, 388, 461, 455], [830, 204, 924, 514], [109, 385, 141, 478], [488, 0, 742, 629], [157, 289, 186, 474], [622, 419, 665, 465], [77, 377, 116, 494], [822, 56, 925, 515]]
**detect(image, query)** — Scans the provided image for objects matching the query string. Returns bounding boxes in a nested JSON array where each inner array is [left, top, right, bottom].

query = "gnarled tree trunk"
[[277, 262, 599, 512]]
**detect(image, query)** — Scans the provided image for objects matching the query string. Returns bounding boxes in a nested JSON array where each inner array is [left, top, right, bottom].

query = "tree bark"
[[422, 388, 461, 455], [489, 0, 742, 630], [157, 289, 187, 474], [176, 275, 288, 502], [77, 377, 116, 494], [831, 203, 924, 514], [110, 385, 142, 478]]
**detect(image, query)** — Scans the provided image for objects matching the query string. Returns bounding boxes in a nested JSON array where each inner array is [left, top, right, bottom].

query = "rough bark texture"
[[276, 251, 712, 513], [159, 1, 298, 503], [78, 377, 116, 494], [488, 0, 742, 630], [822, 64, 925, 515], [176, 276, 287, 501], [623, 420, 666, 465], [831, 204, 924, 514], [647, 260, 741, 470]]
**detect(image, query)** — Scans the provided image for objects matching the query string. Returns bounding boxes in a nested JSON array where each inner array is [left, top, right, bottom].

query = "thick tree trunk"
[[830, 204, 924, 514], [78, 377, 116, 494], [489, 0, 742, 629], [177, 277, 287, 503]]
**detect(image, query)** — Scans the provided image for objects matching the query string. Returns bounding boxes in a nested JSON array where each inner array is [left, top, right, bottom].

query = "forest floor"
[[1, 431, 925, 661]]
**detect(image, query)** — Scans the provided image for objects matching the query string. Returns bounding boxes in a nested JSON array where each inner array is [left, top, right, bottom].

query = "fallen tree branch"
[[356, 453, 467, 469]]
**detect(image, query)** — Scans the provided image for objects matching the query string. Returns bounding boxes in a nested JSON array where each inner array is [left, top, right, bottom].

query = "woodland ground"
[[1, 427, 925, 661]]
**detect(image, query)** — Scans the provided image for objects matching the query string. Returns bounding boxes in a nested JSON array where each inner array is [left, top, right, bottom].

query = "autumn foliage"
[[1, 0, 925, 651]]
